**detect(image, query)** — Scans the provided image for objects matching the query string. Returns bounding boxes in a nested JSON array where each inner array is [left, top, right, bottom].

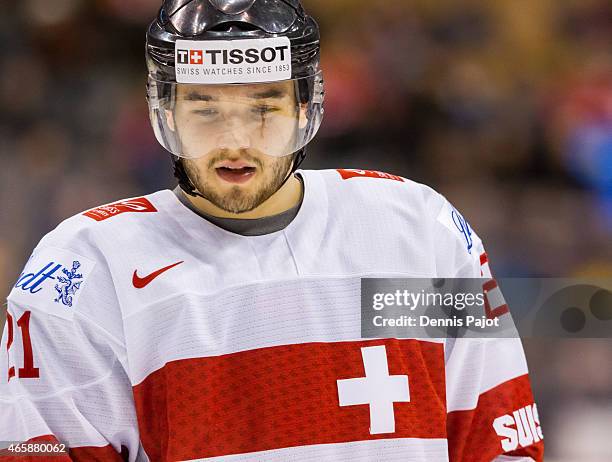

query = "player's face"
[[171, 81, 299, 214]]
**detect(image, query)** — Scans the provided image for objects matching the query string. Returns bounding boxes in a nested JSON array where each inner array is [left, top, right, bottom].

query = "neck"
[[182, 174, 303, 219]]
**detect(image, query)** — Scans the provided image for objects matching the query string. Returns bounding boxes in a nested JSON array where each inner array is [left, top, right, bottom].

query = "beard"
[[183, 150, 295, 215]]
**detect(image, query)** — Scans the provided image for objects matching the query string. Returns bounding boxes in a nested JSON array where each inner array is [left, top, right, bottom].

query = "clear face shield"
[[147, 72, 324, 160]]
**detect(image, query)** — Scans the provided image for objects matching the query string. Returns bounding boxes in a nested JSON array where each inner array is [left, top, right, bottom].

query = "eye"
[[253, 105, 280, 116], [193, 108, 219, 117]]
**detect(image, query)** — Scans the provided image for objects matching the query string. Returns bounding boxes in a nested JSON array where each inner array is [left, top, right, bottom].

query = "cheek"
[[266, 154, 293, 175], [175, 111, 195, 135], [184, 157, 209, 178], [174, 106, 201, 132]]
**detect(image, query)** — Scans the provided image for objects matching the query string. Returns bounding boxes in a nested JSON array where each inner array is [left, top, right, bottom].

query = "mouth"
[[215, 161, 257, 185]]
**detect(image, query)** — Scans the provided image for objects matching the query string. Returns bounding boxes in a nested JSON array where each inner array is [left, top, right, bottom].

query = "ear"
[[165, 109, 176, 132], [298, 103, 308, 130]]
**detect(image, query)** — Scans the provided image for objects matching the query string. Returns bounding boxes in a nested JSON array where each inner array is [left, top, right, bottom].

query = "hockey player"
[[0, 0, 544, 461]]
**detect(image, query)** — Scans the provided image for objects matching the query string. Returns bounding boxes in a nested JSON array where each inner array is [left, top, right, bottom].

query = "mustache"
[[207, 149, 265, 169]]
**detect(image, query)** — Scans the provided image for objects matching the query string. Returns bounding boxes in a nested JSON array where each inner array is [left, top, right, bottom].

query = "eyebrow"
[[249, 88, 287, 99], [185, 92, 214, 102], [184, 87, 288, 102]]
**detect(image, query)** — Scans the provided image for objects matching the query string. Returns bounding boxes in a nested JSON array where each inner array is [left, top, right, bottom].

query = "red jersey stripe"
[[133, 339, 446, 461], [447, 374, 544, 462]]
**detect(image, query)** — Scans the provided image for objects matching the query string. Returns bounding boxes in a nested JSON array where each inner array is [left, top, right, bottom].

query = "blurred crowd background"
[[1, 0, 611, 459]]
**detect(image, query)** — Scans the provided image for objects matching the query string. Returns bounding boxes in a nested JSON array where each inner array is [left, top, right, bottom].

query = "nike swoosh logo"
[[132, 261, 184, 289]]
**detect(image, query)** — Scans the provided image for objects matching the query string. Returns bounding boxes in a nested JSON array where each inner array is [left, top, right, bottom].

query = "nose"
[[216, 115, 251, 150]]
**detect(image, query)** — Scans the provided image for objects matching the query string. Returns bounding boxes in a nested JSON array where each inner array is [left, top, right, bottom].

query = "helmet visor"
[[147, 72, 324, 159]]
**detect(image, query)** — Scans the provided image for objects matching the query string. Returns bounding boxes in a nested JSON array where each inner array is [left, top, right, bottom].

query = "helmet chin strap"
[[172, 155, 204, 199], [276, 147, 307, 192], [173, 148, 306, 201]]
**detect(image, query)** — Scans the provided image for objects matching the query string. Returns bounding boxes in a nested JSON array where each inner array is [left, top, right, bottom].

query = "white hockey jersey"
[[0, 169, 544, 461]]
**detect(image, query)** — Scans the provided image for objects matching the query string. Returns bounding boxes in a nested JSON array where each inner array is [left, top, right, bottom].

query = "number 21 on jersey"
[[6, 310, 39, 381]]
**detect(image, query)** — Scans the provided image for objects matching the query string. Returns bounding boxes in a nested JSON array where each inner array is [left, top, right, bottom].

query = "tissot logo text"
[[177, 46, 288, 66], [175, 38, 292, 84], [177, 49, 189, 64]]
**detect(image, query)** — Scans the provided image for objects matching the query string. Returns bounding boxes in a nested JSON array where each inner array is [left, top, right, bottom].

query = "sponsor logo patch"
[[10, 247, 96, 318], [83, 197, 157, 222], [437, 202, 474, 254], [451, 208, 473, 254], [175, 37, 292, 84], [53, 260, 84, 307], [337, 169, 405, 182]]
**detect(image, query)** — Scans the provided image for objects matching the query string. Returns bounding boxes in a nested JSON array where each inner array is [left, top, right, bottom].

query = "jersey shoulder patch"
[[5, 194, 161, 316], [8, 246, 97, 320], [336, 169, 405, 182], [82, 197, 158, 222], [436, 200, 475, 255]]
